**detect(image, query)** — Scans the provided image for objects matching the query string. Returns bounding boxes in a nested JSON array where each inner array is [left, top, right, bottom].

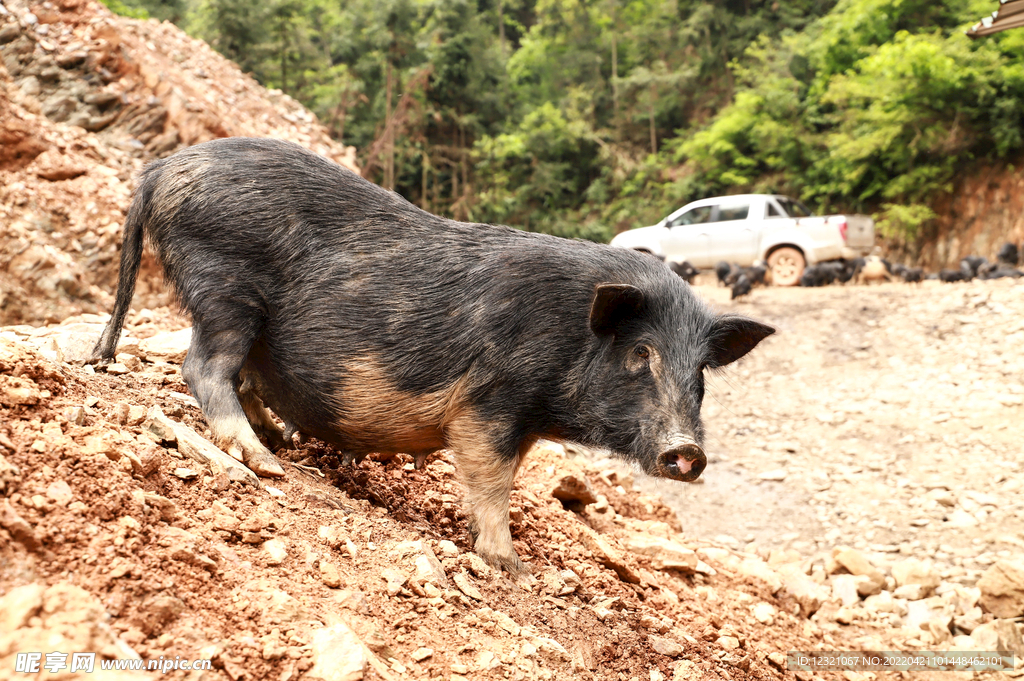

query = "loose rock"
[[307, 623, 367, 681], [578, 524, 640, 584], [453, 570, 483, 601], [551, 473, 597, 507], [752, 602, 775, 624], [320, 562, 341, 588], [263, 538, 288, 565], [649, 635, 684, 657], [977, 559, 1024, 618], [833, 548, 886, 593], [971, 619, 1024, 655], [622, 533, 698, 573], [782, 571, 828, 617], [891, 558, 941, 597]]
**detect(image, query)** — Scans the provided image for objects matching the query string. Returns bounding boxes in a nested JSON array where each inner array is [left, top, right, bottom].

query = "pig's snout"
[[657, 437, 706, 482]]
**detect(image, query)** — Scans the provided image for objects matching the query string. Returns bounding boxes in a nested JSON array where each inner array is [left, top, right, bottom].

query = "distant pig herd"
[[796, 245, 1023, 287], [668, 244, 1023, 299]]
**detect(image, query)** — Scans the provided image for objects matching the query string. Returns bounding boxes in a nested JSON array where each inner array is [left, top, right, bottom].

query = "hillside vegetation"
[[106, 0, 1024, 244]]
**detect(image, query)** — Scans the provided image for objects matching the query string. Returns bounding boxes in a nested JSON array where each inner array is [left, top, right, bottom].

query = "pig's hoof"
[[84, 353, 112, 367], [340, 452, 368, 467], [238, 446, 285, 478], [477, 549, 530, 580], [252, 421, 290, 452]]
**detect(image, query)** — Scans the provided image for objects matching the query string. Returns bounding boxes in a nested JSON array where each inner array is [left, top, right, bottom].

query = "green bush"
[[99, 0, 150, 19]]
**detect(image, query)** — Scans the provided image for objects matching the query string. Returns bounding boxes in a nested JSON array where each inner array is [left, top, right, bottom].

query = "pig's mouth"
[[657, 438, 706, 482]]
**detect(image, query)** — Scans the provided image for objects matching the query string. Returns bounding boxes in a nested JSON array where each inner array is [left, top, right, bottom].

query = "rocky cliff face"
[[928, 160, 1024, 268], [0, 0, 357, 326], [886, 160, 1024, 269]]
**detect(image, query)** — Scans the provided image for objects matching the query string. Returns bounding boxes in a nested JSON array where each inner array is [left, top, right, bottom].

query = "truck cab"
[[610, 194, 875, 286]]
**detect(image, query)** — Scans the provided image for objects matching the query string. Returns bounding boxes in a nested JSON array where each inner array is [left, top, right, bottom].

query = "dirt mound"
[[0, 0, 357, 326], [0, 311, 864, 681]]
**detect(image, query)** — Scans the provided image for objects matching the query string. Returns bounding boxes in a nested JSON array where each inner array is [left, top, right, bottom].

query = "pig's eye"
[[634, 345, 651, 360]]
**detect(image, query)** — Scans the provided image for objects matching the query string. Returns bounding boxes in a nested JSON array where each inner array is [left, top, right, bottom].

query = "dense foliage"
[[671, 1, 1024, 239], [113, 0, 1024, 241]]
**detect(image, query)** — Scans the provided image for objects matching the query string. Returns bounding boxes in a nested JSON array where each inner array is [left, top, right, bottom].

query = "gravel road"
[[642, 278, 1024, 586]]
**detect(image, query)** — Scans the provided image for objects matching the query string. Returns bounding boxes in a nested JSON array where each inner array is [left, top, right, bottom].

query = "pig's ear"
[[707, 316, 775, 367], [590, 284, 645, 336]]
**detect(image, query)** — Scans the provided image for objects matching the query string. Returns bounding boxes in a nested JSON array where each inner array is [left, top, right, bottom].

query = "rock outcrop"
[[0, 0, 357, 326]]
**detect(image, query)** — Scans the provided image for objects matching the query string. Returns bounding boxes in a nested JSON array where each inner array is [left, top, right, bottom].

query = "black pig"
[[89, 138, 774, 576], [997, 242, 1019, 267], [799, 264, 833, 287], [669, 260, 699, 284], [960, 256, 987, 278], [715, 261, 739, 286], [730, 274, 752, 300], [940, 269, 970, 282], [738, 263, 767, 288], [897, 265, 924, 284]]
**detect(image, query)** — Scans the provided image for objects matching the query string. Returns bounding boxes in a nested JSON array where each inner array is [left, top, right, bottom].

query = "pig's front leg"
[[447, 415, 527, 578]]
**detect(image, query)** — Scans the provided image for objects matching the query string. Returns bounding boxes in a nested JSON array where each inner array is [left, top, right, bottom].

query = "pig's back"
[[143, 136, 668, 330]]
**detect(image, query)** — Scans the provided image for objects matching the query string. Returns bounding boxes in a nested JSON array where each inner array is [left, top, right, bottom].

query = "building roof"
[[967, 0, 1024, 37]]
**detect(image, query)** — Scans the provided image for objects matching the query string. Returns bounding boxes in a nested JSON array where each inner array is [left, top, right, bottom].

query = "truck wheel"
[[767, 247, 805, 287]]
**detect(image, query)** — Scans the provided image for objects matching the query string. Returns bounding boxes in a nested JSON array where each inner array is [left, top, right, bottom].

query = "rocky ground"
[[667, 278, 1024, 569], [1, 279, 1022, 680], [640, 278, 1024, 664]]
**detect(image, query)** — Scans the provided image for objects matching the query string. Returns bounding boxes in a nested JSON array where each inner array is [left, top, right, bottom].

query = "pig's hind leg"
[[447, 415, 527, 578], [181, 322, 286, 478], [237, 373, 291, 451]]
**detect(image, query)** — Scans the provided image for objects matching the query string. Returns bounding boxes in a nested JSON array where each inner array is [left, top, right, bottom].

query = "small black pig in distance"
[[669, 260, 698, 284], [89, 138, 774, 576]]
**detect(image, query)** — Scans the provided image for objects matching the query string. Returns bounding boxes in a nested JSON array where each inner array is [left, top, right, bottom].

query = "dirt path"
[[643, 278, 1024, 584]]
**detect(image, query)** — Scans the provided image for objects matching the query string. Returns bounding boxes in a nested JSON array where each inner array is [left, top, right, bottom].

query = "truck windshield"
[[776, 197, 814, 218]]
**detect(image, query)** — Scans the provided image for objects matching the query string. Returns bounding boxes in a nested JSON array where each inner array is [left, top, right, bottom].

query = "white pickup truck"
[[610, 194, 875, 286]]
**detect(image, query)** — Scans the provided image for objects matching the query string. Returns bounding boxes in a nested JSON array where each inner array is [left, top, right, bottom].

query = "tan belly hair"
[[331, 356, 471, 455]]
